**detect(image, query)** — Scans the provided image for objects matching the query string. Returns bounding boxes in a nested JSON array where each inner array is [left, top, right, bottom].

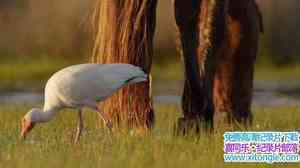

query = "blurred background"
[[0, 0, 300, 106]]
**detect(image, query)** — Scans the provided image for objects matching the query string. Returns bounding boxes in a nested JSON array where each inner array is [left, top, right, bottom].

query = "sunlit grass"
[[0, 104, 300, 168]]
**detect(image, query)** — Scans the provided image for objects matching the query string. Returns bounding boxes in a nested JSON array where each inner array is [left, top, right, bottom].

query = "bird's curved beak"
[[20, 118, 35, 140]]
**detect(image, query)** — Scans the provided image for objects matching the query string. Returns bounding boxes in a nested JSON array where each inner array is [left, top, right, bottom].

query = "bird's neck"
[[37, 106, 61, 123]]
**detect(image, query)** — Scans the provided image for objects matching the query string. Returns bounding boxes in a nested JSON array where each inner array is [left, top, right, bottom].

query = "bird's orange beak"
[[20, 118, 35, 140]]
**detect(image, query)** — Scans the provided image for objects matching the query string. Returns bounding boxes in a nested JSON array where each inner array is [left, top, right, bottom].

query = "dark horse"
[[175, 0, 263, 133]]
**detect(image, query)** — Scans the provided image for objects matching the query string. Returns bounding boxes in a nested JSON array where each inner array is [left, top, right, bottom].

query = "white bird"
[[20, 63, 148, 143]]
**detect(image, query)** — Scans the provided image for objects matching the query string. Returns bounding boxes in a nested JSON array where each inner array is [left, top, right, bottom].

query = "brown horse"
[[175, 0, 263, 132]]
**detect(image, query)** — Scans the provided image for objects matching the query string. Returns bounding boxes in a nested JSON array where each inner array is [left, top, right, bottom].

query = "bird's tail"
[[125, 74, 148, 85]]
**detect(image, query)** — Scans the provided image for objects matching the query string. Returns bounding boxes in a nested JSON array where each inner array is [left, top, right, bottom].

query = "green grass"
[[152, 61, 184, 81], [255, 64, 300, 81], [1, 104, 300, 168], [0, 56, 83, 91], [0, 54, 184, 91], [1, 54, 300, 92]]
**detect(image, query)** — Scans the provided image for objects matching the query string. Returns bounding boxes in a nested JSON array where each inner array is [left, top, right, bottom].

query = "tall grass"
[[0, 104, 300, 168]]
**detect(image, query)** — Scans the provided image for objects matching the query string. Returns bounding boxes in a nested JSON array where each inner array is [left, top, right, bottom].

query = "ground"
[[1, 104, 300, 168]]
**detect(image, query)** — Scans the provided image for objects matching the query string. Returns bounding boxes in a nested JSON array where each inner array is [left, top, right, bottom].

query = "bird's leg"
[[96, 109, 113, 131], [84, 100, 113, 131], [74, 109, 83, 143]]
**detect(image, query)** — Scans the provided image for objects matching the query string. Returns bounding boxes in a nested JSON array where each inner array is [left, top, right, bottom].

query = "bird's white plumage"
[[24, 63, 146, 123], [22, 63, 147, 141], [43, 63, 147, 112]]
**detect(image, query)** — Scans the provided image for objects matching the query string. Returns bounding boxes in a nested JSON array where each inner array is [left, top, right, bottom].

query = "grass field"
[[1, 54, 300, 167], [1, 104, 300, 168]]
